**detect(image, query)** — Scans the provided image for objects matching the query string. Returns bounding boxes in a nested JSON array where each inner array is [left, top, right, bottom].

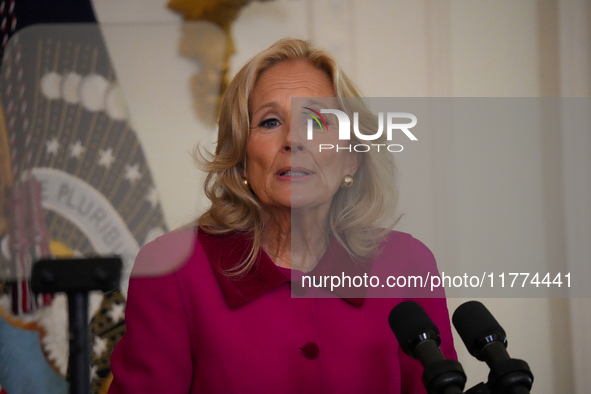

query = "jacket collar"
[[197, 229, 367, 310]]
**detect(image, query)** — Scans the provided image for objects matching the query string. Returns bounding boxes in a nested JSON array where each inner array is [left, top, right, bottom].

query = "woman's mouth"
[[277, 167, 313, 178], [280, 170, 309, 176]]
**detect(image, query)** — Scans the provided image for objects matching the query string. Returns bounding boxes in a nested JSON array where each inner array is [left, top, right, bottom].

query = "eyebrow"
[[250, 101, 280, 120], [301, 98, 328, 108], [249, 101, 279, 123], [298, 98, 341, 112], [250, 98, 338, 122]]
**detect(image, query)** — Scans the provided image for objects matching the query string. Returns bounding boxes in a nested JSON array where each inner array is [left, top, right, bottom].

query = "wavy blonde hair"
[[197, 38, 398, 276]]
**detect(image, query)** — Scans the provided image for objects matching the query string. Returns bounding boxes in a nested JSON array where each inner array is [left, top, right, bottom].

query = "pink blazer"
[[109, 229, 456, 393]]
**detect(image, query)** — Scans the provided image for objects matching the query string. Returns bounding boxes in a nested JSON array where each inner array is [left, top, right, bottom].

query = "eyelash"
[[258, 118, 280, 129]]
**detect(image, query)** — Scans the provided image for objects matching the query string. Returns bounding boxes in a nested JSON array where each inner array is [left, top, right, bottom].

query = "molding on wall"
[[558, 0, 591, 97], [426, 0, 452, 97], [306, 0, 355, 78], [558, 1, 591, 393], [424, 0, 459, 272]]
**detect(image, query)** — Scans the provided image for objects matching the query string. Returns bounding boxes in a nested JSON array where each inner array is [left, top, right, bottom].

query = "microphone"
[[389, 301, 466, 394], [452, 301, 534, 394]]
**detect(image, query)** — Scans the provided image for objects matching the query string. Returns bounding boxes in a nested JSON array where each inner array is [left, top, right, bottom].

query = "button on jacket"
[[109, 228, 457, 393]]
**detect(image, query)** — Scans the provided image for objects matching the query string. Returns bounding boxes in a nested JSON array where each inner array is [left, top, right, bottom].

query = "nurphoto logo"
[[303, 107, 418, 153]]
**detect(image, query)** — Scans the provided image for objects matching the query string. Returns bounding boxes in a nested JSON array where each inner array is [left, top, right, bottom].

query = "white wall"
[[92, 0, 590, 392], [447, 2, 551, 392]]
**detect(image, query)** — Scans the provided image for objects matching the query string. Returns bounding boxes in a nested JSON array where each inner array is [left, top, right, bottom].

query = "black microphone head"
[[452, 301, 507, 360], [389, 301, 441, 357]]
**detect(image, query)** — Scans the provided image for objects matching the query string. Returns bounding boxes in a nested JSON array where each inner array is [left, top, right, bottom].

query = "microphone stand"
[[421, 358, 466, 394], [465, 379, 531, 394], [463, 382, 489, 394], [31, 257, 122, 394], [463, 349, 533, 394]]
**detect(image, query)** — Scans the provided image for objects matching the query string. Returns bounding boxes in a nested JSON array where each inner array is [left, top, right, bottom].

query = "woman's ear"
[[347, 151, 361, 176]]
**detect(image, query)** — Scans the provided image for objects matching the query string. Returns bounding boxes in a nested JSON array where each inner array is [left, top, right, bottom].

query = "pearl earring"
[[340, 175, 354, 188]]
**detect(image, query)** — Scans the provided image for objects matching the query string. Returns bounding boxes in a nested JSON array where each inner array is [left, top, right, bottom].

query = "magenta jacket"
[[109, 229, 456, 393]]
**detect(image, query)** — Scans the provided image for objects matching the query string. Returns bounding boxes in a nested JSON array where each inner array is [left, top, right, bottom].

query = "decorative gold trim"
[[167, 0, 274, 125]]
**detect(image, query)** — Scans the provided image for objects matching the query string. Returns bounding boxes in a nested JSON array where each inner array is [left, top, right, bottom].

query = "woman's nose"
[[285, 132, 305, 152], [284, 118, 305, 152], [285, 142, 305, 152]]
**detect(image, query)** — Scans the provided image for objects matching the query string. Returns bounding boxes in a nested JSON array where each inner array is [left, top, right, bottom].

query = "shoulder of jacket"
[[131, 228, 200, 277], [380, 230, 435, 262], [382, 230, 419, 248]]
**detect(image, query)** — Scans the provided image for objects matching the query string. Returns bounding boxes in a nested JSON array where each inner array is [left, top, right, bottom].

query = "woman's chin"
[[289, 195, 310, 210], [289, 196, 326, 211]]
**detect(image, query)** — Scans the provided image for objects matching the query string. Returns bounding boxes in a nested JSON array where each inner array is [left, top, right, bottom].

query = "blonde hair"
[[197, 38, 398, 276]]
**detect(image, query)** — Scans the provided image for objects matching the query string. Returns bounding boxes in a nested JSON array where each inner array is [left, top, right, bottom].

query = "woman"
[[109, 38, 456, 393]]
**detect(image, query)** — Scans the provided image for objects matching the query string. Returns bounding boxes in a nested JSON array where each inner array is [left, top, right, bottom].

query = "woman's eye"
[[258, 118, 280, 129], [301, 117, 328, 130]]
